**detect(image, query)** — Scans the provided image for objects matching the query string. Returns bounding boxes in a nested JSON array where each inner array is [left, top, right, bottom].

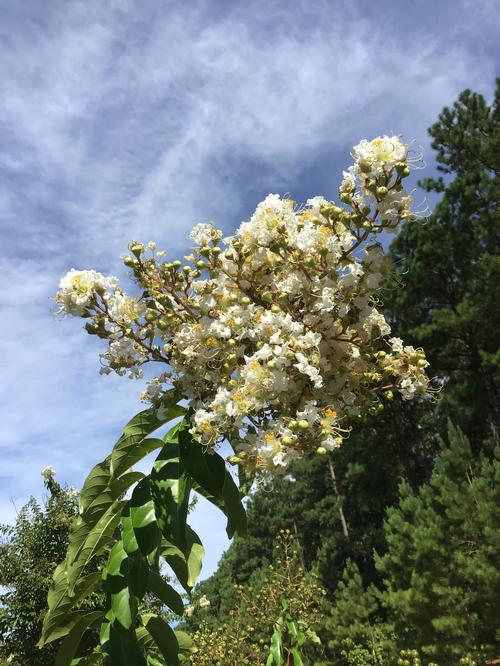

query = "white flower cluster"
[[56, 136, 430, 474]]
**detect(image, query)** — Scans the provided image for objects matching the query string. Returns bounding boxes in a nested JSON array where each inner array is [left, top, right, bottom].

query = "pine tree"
[[376, 422, 500, 662], [387, 81, 500, 444]]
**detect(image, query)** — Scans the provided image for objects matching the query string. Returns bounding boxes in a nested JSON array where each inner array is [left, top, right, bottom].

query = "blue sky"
[[1, 0, 499, 579]]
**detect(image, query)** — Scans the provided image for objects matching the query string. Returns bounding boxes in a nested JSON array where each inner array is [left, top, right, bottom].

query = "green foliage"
[[187, 80, 500, 665], [377, 422, 500, 661], [187, 531, 325, 665], [0, 477, 94, 665], [39, 399, 247, 665], [387, 80, 500, 444]]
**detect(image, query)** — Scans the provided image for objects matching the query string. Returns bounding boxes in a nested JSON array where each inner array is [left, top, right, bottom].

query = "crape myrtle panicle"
[[56, 136, 430, 474]]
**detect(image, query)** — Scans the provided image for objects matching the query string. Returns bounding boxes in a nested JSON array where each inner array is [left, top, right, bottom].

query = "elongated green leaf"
[[222, 470, 247, 537], [121, 503, 139, 555], [110, 400, 185, 480], [146, 615, 179, 665], [55, 611, 102, 666], [40, 571, 102, 645], [178, 429, 225, 497], [104, 623, 147, 666], [161, 523, 204, 593], [79, 458, 113, 518], [267, 626, 283, 666], [105, 541, 133, 630], [147, 571, 184, 615], [151, 444, 191, 552], [67, 500, 125, 590], [130, 478, 160, 563], [290, 647, 304, 666], [174, 630, 194, 655], [191, 468, 247, 538]]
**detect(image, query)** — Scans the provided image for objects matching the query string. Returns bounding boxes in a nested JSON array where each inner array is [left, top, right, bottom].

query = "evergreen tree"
[[321, 559, 395, 664], [387, 81, 500, 444], [376, 422, 500, 662]]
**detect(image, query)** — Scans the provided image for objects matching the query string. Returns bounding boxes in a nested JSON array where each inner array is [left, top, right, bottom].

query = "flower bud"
[[282, 436, 293, 446], [376, 186, 388, 197], [297, 419, 310, 430], [182, 265, 191, 273], [123, 256, 135, 267], [340, 192, 352, 204], [195, 260, 206, 269], [241, 296, 251, 305], [270, 304, 281, 313], [316, 446, 327, 455], [172, 260, 182, 269], [266, 359, 276, 369], [130, 243, 144, 258]]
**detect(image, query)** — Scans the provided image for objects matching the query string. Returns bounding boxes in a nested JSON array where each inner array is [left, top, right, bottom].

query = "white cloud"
[[0, 0, 497, 577]]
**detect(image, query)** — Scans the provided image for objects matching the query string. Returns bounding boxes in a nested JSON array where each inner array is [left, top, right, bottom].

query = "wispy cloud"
[[0, 0, 497, 576]]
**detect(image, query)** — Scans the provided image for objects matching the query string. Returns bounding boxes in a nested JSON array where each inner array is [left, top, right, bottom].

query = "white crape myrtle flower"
[[56, 136, 431, 475], [41, 465, 55, 480], [198, 595, 211, 610], [56, 269, 118, 316]]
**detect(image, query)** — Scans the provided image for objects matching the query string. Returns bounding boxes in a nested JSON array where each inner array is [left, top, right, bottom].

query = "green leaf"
[[147, 571, 184, 615], [106, 541, 133, 630], [130, 477, 160, 563], [191, 469, 247, 538], [67, 500, 125, 590], [178, 428, 225, 497], [104, 623, 147, 666], [174, 630, 194, 655], [40, 571, 102, 645], [55, 611, 102, 666], [267, 626, 283, 666], [110, 400, 185, 480], [151, 443, 191, 552], [145, 615, 179, 665], [290, 647, 304, 666], [221, 470, 247, 538]]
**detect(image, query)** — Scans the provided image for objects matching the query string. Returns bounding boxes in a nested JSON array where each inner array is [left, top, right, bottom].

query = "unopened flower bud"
[[123, 256, 135, 267], [270, 304, 281, 313], [266, 359, 276, 369], [195, 260, 206, 269], [261, 291, 273, 302], [376, 186, 388, 197], [316, 446, 327, 455], [241, 296, 251, 305], [172, 260, 182, 269], [297, 419, 310, 430], [282, 436, 293, 446], [130, 243, 144, 258], [340, 192, 352, 204]]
